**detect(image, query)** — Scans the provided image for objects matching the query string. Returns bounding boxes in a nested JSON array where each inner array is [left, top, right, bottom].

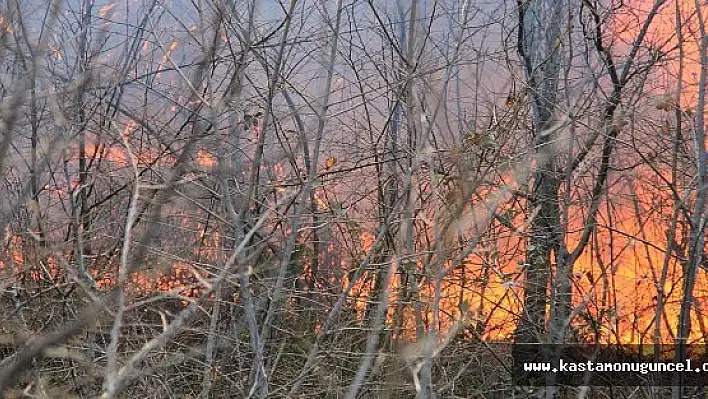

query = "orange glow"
[[613, 0, 704, 107], [158, 41, 179, 70], [196, 149, 217, 169], [48, 45, 62, 60], [360, 231, 375, 253], [3, 0, 708, 352], [328, 157, 708, 345], [98, 3, 117, 18]]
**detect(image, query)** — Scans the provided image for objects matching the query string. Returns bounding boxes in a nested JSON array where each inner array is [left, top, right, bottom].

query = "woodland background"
[[0, 0, 707, 397]]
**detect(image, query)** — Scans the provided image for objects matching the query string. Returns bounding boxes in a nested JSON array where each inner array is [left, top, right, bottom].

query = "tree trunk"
[[513, 0, 564, 345]]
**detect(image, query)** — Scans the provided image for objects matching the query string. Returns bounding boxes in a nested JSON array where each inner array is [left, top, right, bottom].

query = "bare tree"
[[0, 1, 707, 398]]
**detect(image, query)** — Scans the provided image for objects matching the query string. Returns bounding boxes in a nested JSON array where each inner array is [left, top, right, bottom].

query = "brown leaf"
[[325, 156, 337, 170]]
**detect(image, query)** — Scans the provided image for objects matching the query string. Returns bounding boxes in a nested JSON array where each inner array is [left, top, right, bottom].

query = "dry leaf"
[[325, 156, 337, 170], [652, 93, 675, 111]]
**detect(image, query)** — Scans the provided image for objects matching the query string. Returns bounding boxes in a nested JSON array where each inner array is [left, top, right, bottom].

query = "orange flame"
[[98, 3, 117, 18]]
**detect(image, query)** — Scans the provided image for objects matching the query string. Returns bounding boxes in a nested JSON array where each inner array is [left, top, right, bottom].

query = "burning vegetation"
[[0, 0, 707, 398]]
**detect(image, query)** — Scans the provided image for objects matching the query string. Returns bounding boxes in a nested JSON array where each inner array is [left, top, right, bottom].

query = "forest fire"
[[3, 0, 708, 397], [3, 137, 704, 344], [321, 162, 708, 344]]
